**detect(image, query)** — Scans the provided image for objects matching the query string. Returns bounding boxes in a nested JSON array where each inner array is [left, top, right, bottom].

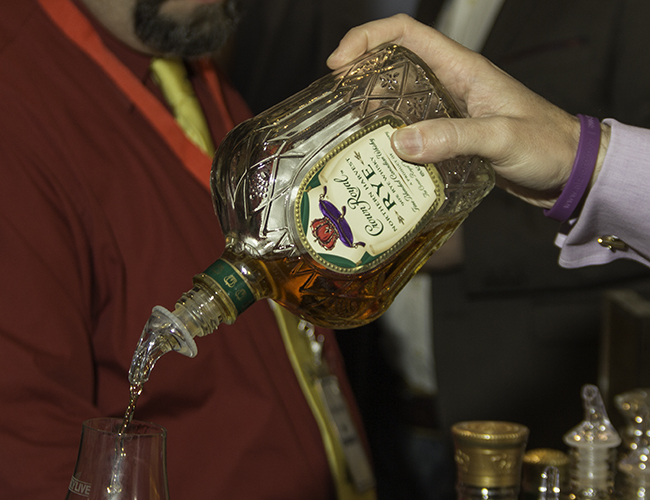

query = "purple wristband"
[[544, 114, 601, 222]]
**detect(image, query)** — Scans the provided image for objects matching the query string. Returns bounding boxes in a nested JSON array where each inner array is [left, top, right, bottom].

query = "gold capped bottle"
[[129, 43, 494, 384], [451, 421, 529, 500]]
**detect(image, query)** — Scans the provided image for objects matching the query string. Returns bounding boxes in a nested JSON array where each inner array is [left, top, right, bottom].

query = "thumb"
[[391, 118, 506, 165]]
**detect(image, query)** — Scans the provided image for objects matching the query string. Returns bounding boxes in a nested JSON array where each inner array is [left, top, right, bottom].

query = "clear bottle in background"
[[563, 384, 621, 500], [616, 403, 650, 500], [522, 449, 569, 500], [451, 421, 529, 500], [614, 388, 650, 451], [128, 43, 494, 385]]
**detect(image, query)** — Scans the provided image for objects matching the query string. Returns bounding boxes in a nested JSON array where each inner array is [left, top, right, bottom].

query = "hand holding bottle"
[[327, 14, 610, 210]]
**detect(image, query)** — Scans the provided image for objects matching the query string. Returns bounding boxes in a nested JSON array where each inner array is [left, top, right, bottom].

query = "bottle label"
[[296, 116, 444, 273]]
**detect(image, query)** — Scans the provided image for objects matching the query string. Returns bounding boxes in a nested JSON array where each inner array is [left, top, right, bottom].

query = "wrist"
[[544, 114, 602, 222]]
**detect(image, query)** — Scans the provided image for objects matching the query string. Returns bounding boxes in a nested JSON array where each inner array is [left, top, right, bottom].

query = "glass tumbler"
[[65, 417, 170, 500]]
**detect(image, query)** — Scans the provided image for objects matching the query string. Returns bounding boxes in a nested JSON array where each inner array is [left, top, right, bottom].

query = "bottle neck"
[[567, 447, 617, 499], [197, 258, 258, 319], [177, 253, 273, 338]]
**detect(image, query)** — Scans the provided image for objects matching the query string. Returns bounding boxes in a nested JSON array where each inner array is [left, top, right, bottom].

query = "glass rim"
[[82, 417, 167, 437]]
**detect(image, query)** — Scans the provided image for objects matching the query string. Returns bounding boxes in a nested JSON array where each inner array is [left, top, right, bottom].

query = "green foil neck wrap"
[[204, 259, 256, 315]]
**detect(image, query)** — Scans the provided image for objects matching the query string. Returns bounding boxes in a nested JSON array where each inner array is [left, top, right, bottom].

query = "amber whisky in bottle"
[[129, 43, 494, 384]]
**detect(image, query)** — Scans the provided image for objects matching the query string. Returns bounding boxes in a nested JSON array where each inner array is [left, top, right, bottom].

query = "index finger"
[[326, 14, 411, 69], [326, 14, 479, 94]]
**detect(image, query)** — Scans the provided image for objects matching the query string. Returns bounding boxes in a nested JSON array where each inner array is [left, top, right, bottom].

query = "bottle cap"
[[452, 421, 529, 488]]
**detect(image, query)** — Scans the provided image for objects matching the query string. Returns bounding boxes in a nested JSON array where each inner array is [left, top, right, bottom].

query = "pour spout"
[[128, 306, 198, 385], [563, 384, 621, 448], [583, 384, 607, 426]]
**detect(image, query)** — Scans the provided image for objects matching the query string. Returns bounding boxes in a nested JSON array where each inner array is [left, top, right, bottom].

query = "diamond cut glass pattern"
[[206, 43, 494, 328]]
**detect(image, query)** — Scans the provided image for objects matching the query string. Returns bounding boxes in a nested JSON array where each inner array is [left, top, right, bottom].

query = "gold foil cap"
[[452, 421, 529, 488]]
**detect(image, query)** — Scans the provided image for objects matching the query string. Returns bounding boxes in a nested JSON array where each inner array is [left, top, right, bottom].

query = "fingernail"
[[393, 127, 423, 155]]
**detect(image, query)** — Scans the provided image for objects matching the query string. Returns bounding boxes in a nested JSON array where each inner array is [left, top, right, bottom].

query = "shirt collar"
[[71, 0, 152, 84]]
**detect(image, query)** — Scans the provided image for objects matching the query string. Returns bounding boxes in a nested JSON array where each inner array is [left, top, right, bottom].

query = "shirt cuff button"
[[598, 235, 628, 251]]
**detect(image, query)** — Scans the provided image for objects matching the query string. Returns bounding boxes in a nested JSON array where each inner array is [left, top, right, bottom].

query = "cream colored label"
[[297, 118, 444, 272]]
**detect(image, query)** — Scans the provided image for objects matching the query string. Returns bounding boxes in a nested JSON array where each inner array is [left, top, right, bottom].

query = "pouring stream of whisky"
[[107, 336, 156, 496], [121, 319, 178, 435], [119, 383, 143, 435]]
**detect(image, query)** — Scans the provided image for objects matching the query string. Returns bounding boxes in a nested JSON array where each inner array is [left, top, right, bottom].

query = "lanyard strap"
[[269, 302, 377, 500], [36, 0, 232, 192]]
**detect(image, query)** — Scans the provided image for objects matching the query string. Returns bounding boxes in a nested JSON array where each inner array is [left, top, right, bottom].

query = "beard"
[[134, 0, 240, 58]]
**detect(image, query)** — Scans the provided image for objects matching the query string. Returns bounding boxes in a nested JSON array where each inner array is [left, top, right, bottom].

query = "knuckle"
[[422, 120, 459, 159]]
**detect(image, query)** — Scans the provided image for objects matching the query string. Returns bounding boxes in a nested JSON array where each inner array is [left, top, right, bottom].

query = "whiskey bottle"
[[451, 421, 529, 500], [128, 43, 494, 384], [614, 388, 650, 451], [563, 384, 621, 500], [616, 394, 650, 500]]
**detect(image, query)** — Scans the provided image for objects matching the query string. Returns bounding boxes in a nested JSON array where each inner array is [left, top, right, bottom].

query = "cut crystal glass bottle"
[[129, 43, 494, 384]]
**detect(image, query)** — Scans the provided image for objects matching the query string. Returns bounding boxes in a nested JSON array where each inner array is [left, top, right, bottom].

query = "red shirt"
[[0, 2, 363, 499]]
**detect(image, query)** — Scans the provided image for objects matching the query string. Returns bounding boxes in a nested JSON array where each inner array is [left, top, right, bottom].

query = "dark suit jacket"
[[421, 0, 650, 450], [229, 0, 650, 490]]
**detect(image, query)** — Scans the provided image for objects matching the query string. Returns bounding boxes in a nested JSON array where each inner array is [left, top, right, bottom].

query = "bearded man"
[[0, 2, 372, 499]]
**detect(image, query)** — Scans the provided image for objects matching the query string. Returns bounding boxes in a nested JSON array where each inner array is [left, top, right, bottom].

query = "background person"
[[0, 1, 370, 499], [230, 4, 650, 499], [327, 6, 650, 500]]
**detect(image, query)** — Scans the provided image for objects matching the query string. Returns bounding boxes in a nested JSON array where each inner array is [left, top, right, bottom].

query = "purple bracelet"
[[544, 114, 601, 222]]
